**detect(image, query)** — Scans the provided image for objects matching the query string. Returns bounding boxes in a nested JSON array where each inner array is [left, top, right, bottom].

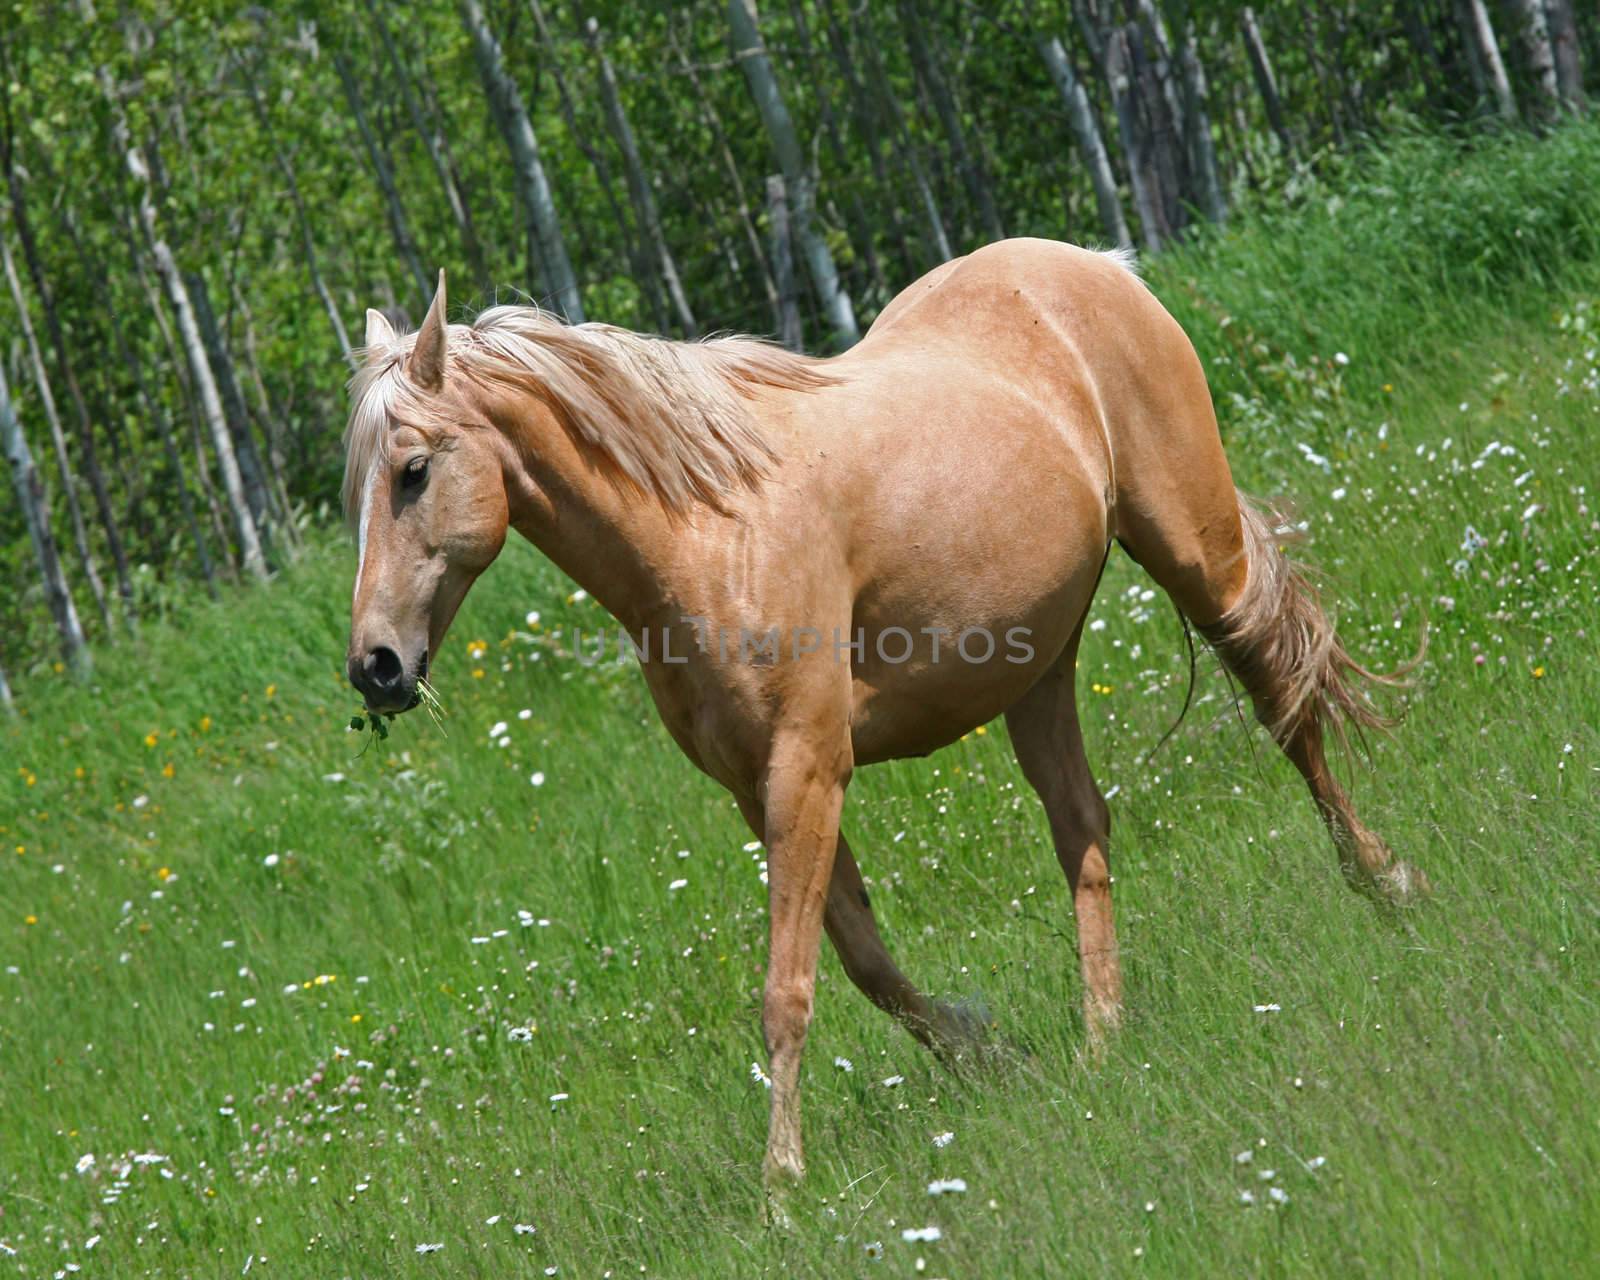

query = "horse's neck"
[[501, 417, 681, 636]]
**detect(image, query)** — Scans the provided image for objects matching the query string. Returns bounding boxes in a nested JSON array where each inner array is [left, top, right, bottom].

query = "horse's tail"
[[1196, 492, 1416, 755]]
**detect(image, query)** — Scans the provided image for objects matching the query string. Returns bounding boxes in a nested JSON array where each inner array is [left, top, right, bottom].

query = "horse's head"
[[344, 273, 511, 714]]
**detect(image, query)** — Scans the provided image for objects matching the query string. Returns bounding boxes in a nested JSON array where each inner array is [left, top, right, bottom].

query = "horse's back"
[[856, 237, 1246, 625]]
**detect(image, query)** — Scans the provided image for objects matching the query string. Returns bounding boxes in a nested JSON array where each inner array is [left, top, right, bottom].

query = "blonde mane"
[[342, 309, 835, 521]]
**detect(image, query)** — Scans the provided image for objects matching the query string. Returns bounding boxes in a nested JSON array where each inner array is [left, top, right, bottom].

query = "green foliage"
[[1, 124, 1598, 1273], [3, 0, 1589, 677]]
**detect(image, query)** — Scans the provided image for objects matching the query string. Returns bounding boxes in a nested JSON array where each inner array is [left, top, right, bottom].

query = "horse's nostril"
[[367, 646, 404, 689]]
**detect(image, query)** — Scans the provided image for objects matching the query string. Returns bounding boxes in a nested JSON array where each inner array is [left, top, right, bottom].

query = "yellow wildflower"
[[265, 684, 277, 699], [24, 915, 37, 925], [472, 668, 485, 679], [157, 866, 171, 881], [161, 763, 175, 780], [1532, 666, 1546, 679], [199, 716, 212, 733], [144, 732, 159, 749]]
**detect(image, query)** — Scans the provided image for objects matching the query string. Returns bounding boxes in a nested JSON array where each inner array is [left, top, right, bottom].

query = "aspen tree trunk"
[[132, 146, 268, 582], [1128, 0, 1187, 157], [105, 175, 234, 572], [525, 6, 662, 331], [0, 361, 90, 675], [1171, 6, 1227, 224], [1107, 27, 1169, 248], [0, 655, 13, 714], [1, 230, 112, 631], [1037, 34, 1132, 247], [461, 0, 585, 322], [1456, 0, 1518, 118], [239, 62, 354, 363], [580, 13, 698, 334], [526, 1, 664, 333], [897, 0, 1006, 243], [113, 249, 219, 594], [37, 177, 138, 493], [766, 175, 804, 351], [186, 271, 277, 548], [728, 0, 859, 348], [667, 22, 781, 325], [6, 171, 136, 624], [1398, 0, 1446, 109], [364, 0, 491, 292], [1072, 2, 1167, 248], [818, 0, 915, 278], [1122, 14, 1188, 238], [229, 278, 299, 550], [1240, 7, 1296, 155], [1502, 0, 1561, 123], [786, 0, 888, 300], [75, 116, 219, 590], [1298, 3, 1348, 148], [852, 4, 953, 264], [332, 45, 432, 315], [1543, 0, 1585, 111]]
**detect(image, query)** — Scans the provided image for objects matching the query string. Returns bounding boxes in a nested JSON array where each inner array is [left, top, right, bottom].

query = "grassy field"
[[3, 124, 1598, 1277]]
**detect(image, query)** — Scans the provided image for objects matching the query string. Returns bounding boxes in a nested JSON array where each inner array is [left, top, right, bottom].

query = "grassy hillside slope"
[[3, 123, 1598, 1277]]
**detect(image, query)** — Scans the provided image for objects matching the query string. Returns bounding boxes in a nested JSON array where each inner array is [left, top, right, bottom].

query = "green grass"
[[3, 122, 1599, 1277]]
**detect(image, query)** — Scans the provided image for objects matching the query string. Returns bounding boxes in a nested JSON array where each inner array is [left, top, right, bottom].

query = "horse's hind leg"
[[1120, 478, 1426, 903], [1194, 507, 1428, 902], [1005, 624, 1122, 1049]]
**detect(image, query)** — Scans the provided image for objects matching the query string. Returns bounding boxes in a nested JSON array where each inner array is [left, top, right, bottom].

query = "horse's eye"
[[401, 456, 429, 491]]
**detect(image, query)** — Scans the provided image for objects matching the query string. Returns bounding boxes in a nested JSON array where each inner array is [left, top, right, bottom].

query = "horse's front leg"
[[756, 717, 852, 1218]]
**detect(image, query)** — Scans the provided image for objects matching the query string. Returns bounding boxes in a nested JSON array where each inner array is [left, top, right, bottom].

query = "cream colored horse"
[[344, 239, 1422, 1208]]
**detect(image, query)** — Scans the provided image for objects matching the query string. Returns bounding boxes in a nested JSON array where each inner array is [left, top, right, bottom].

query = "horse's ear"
[[408, 270, 448, 391], [364, 307, 397, 353]]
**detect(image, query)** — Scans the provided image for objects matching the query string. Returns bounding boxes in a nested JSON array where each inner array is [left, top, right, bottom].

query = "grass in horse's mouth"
[[415, 675, 447, 730], [348, 658, 445, 750]]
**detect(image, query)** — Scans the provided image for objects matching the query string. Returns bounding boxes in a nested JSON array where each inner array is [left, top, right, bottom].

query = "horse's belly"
[[847, 569, 1096, 764]]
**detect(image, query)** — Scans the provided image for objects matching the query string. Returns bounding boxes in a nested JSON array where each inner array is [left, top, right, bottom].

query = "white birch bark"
[[1544, 0, 1585, 111], [1240, 6, 1296, 155], [365, 0, 490, 290], [728, 0, 858, 348], [1503, 0, 1560, 122], [1, 229, 112, 630], [460, 0, 585, 323], [130, 149, 268, 582], [1457, 0, 1517, 119], [584, 15, 697, 335], [1, 360, 90, 674], [240, 58, 355, 363], [331, 45, 432, 315], [1174, 13, 1227, 224], [1037, 34, 1132, 248], [766, 174, 803, 351]]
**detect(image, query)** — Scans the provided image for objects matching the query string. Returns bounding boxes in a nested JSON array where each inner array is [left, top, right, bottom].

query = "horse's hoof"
[[762, 1155, 803, 1231], [929, 994, 1009, 1070], [1375, 859, 1431, 905], [763, 1190, 797, 1232]]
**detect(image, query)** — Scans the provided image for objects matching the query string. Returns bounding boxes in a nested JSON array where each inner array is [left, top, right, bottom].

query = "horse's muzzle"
[[348, 646, 427, 714]]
